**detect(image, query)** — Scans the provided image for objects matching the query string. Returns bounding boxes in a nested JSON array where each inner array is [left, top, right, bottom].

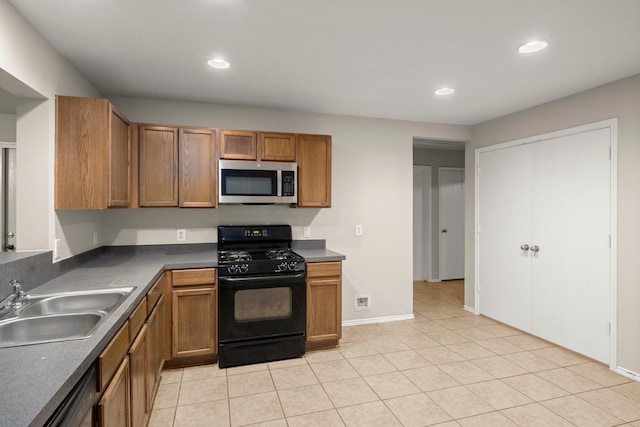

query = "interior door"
[[1, 146, 16, 251], [478, 146, 532, 331], [438, 168, 465, 280], [477, 125, 612, 363], [530, 128, 611, 363]]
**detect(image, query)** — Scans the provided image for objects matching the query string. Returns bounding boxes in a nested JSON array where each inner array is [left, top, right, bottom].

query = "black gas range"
[[217, 225, 306, 368]]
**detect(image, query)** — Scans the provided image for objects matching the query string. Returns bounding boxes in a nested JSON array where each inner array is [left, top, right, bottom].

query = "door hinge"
[[608, 147, 611, 160], [476, 166, 481, 176], [607, 321, 611, 336], [608, 234, 611, 248]]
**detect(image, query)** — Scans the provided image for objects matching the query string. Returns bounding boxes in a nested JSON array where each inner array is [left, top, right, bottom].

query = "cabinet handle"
[[520, 244, 529, 251], [530, 245, 540, 253]]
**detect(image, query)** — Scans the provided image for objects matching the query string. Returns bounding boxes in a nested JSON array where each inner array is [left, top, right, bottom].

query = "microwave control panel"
[[282, 171, 295, 197]]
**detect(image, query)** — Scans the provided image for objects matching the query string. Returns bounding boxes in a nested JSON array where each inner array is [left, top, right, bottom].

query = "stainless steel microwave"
[[218, 159, 297, 204]]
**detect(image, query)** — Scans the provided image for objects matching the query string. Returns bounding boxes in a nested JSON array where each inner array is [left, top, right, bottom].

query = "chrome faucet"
[[0, 280, 25, 314], [10, 280, 25, 308]]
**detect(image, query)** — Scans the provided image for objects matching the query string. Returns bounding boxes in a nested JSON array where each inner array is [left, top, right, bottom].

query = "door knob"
[[520, 244, 529, 251], [7, 232, 14, 238], [530, 245, 540, 253]]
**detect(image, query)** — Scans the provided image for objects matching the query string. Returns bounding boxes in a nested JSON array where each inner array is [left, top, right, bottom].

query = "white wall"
[[107, 96, 470, 322], [0, 0, 100, 254], [0, 113, 16, 141], [466, 73, 640, 375]]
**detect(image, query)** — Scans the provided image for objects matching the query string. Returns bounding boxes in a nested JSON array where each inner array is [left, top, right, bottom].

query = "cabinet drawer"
[[129, 297, 147, 341], [306, 262, 341, 278], [172, 268, 217, 286], [98, 321, 130, 393]]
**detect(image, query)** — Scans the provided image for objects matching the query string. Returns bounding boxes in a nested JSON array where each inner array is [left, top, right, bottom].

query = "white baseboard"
[[343, 314, 415, 327], [614, 366, 640, 382], [464, 305, 478, 315]]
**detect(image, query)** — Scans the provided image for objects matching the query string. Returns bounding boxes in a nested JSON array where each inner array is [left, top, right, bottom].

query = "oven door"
[[218, 272, 306, 343]]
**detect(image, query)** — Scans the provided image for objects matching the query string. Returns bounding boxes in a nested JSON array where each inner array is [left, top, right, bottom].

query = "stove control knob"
[[276, 262, 288, 272], [288, 261, 298, 271], [239, 264, 249, 274], [227, 265, 238, 275]]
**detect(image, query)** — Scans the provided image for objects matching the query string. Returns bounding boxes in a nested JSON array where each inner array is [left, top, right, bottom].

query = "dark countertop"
[[0, 245, 345, 427]]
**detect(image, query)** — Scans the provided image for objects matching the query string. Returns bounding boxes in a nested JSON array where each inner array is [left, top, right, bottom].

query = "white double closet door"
[[478, 126, 612, 363]]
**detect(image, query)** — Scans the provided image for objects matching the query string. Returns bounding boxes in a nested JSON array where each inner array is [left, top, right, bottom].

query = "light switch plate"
[[355, 224, 363, 236], [303, 226, 311, 238]]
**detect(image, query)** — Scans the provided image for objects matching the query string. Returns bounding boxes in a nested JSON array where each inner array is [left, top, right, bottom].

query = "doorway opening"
[[412, 139, 465, 286]]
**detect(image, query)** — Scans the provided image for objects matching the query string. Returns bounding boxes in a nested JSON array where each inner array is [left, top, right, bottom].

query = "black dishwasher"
[[44, 364, 96, 427]]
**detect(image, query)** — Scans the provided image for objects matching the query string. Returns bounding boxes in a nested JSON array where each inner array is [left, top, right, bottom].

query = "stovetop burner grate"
[[219, 251, 252, 262]]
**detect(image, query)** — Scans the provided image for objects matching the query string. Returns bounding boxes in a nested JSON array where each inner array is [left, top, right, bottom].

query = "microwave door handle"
[[277, 170, 282, 197]]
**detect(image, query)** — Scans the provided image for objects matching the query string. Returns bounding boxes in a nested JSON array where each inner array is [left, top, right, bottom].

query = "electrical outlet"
[[354, 295, 371, 311], [177, 229, 186, 241], [53, 239, 60, 260], [303, 226, 311, 238], [355, 224, 363, 236]]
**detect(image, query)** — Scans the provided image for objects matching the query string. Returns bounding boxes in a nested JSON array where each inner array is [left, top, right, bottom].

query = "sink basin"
[[0, 313, 103, 348], [18, 288, 133, 316], [0, 287, 135, 348]]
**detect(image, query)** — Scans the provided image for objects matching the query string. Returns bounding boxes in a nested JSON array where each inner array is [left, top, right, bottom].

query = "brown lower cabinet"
[[98, 356, 131, 427], [128, 324, 148, 427], [306, 261, 342, 350], [97, 277, 166, 427], [170, 268, 217, 361]]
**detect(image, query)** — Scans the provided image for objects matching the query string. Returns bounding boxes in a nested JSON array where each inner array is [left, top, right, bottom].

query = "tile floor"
[[149, 280, 640, 426]]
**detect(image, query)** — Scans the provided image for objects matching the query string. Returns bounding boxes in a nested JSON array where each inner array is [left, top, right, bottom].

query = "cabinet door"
[[128, 325, 148, 427], [108, 106, 131, 207], [139, 125, 178, 206], [179, 128, 217, 207], [147, 295, 164, 410], [296, 134, 331, 207], [98, 357, 131, 427], [172, 287, 216, 358], [306, 262, 342, 348], [258, 132, 296, 162], [55, 96, 110, 209], [220, 130, 257, 160]]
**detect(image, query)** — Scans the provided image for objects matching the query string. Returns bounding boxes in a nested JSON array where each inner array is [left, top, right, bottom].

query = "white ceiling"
[[7, 0, 640, 125]]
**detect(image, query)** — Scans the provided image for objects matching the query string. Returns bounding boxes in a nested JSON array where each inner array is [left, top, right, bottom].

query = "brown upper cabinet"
[[139, 125, 179, 207], [258, 132, 296, 162], [219, 130, 257, 160], [296, 134, 332, 208], [220, 130, 297, 162], [179, 128, 217, 208], [55, 95, 131, 209]]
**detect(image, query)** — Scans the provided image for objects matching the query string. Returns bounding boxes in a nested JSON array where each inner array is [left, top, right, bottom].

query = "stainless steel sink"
[[0, 313, 103, 347], [17, 288, 133, 316], [0, 287, 135, 348]]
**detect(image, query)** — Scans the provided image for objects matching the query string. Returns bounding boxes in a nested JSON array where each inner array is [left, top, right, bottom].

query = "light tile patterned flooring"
[[149, 280, 640, 426]]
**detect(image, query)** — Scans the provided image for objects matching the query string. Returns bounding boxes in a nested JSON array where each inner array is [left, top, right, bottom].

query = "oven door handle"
[[219, 272, 306, 283]]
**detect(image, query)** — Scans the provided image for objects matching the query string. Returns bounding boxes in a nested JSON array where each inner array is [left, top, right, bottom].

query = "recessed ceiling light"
[[207, 57, 230, 69], [517, 40, 548, 54], [434, 87, 455, 96]]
